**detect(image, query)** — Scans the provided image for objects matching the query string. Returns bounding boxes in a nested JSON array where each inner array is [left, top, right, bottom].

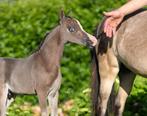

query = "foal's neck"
[[37, 26, 64, 68]]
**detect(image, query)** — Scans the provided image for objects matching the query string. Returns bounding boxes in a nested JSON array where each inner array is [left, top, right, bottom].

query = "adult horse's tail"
[[91, 19, 104, 115], [91, 17, 110, 116], [90, 45, 100, 116]]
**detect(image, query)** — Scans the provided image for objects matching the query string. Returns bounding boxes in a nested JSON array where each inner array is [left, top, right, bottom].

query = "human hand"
[[104, 10, 125, 38]]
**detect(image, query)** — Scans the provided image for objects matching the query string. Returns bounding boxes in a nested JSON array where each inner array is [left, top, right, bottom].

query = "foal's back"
[[115, 10, 147, 76], [0, 55, 35, 93]]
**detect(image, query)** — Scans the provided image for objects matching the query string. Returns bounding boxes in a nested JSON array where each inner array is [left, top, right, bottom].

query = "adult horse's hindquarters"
[[91, 9, 147, 116]]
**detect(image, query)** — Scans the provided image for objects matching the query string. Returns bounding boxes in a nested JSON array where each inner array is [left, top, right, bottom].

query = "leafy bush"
[[0, 0, 146, 115]]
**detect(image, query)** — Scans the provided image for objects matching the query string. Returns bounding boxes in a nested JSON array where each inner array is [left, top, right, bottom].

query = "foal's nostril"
[[85, 39, 94, 48]]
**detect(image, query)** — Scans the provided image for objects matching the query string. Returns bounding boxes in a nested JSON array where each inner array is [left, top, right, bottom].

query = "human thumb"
[[103, 11, 114, 16]]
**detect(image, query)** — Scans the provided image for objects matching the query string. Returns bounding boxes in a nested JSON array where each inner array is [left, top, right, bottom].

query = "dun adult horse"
[[0, 11, 97, 116], [91, 9, 147, 116]]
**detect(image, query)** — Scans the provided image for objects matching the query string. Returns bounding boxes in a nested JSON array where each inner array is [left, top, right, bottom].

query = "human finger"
[[112, 27, 116, 36], [105, 24, 111, 38], [104, 18, 109, 33], [104, 17, 112, 33], [108, 25, 113, 38]]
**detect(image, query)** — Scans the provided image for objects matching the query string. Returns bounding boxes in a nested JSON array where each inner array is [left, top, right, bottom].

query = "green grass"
[[124, 76, 147, 116]]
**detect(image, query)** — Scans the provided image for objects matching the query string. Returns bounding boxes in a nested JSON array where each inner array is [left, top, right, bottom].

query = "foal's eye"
[[68, 27, 75, 32]]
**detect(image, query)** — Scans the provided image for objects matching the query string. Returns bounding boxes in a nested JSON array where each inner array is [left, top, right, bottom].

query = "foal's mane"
[[37, 31, 50, 50], [36, 16, 74, 50], [33, 15, 76, 55], [30, 31, 50, 54]]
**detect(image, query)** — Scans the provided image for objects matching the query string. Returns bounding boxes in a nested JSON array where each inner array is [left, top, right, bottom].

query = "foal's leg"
[[48, 72, 61, 116], [37, 90, 48, 116], [6, 98, 14, 108], [115, 65, 135, 116], [0, 84, 8, 116], [6, 90, 15, 108], [98, 51, 119, 116], [48, 91, 59, 116]]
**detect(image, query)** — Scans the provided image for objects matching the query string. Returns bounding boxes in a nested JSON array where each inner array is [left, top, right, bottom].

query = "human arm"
[[104, 0, 147, 38]]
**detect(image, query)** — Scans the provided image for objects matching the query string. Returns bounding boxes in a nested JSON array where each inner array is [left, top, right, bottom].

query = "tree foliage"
[[0, 0, 146, 115]]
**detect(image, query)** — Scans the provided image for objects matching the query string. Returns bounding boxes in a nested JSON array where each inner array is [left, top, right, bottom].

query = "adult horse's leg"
[[98, 49, 119, 116], [0, 84, 8, 116], [115, 64, 135, 116]]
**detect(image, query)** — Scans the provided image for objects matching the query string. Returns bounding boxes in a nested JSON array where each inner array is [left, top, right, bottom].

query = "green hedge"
[[0, 0, 146, 115]]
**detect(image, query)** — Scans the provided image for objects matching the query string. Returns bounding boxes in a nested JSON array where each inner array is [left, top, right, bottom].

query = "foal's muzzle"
[[82, 32, 97, 48], [85, 38, 94, 49], [86, 34, 97, 48], [84, 37, 97, 49]]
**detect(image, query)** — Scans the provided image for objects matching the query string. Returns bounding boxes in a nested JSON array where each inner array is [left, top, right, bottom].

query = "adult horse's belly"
[[116, 10, 147, 76]]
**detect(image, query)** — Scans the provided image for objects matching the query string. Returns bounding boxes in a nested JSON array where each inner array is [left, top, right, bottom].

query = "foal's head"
[[59, 11, 97, 48]]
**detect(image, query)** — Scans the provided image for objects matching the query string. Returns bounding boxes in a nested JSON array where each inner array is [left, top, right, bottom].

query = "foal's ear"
[[59, 10, 65, 24]]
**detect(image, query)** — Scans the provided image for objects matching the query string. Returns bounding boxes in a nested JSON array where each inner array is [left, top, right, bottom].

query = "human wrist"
[[117, 8, 125, 17]]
